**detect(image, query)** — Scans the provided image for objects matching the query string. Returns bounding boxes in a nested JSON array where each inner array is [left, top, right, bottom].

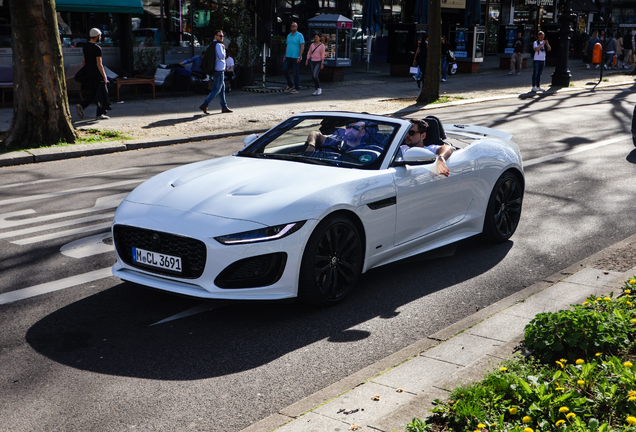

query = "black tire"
[[298, 215, 363, 305], [631, 104, 636, 147], [483, 171, 523, 242]]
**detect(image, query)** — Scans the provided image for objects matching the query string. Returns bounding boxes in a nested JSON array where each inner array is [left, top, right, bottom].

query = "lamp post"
[[551, 0, 576, 87]]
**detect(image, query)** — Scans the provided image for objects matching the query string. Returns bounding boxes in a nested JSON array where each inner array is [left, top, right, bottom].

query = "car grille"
[[215, 253, 287, 289], [113, 225, 206, 279]]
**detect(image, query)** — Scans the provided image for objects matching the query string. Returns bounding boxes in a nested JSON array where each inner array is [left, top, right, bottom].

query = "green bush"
[[523, 291, 636, 364]]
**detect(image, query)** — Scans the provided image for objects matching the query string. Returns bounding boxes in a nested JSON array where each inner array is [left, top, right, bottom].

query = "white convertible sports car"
[[112, 112, 524, 305]]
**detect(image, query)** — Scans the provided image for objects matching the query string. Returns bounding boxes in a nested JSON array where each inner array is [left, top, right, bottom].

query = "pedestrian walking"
[[283, 22, 305, 94], [616, 31, 624, 68], [76, 28, 111, 120], [198, 30, 232, 114], [305, 33, 325, 96], [623, 29, 633, 68], [585, 30, 600, 69], [604, 33, 617, 69], [441, 35, 452, 82], [412, 33, 428, 88], [510, 30, 524, 75], [531, 31, 550, 92]]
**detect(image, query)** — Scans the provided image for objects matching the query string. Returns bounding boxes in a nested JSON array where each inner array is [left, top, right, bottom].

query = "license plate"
[[132, 247, 182, 273]]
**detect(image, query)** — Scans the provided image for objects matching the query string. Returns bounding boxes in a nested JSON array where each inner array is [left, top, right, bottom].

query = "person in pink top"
[[305, 33, 326, 96]]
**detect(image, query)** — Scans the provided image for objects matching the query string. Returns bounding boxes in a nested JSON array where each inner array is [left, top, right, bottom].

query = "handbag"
[[74, 66, 87, 83], [409, 66, 419, 74]]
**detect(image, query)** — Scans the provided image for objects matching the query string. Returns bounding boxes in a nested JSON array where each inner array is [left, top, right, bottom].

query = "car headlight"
[[215, 221, 306, 245]]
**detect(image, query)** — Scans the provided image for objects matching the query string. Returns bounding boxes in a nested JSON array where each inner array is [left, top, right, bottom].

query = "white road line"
[[11, 222, 112, 245], [0, 213, 114, 239], [0, 179, 142, 207], [0, 167, 140, 190], [149, 302, 228, 326], [0, 193, 127, 229], [60, 232, 114, 258], [524, 135, 630, 167], [0, 268, 113, 305]]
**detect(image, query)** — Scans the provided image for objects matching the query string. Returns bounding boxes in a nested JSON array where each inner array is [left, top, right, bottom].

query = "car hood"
[[124, 155, 389, 226]]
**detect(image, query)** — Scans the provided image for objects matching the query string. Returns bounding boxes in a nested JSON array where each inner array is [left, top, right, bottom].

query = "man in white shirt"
[[399, 119, 454, 177], [531, 31, 551, 92]]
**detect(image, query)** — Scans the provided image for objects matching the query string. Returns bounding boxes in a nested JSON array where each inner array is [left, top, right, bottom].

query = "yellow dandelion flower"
[[597, 297, 602, 301], [629, 390, 636, 396], [628, 301, 633, 306], [625, 361, 634, 368], [627, 416, 636, 426], [629, 279, 635, 285], [629, 396, 636, 401], [566, 413, 576, 419], [556, 420, 566, 426], [500, 367, 507, 372], [509, 407, 518, 415], [632, 319, 636, 324], [522, 416, 532, 423], [583, 301, 589, 306], [576, 359, 584, 365], [556, 387, 565, 391], [478, 424, 486, 428], [577, 380, 585, 386], [524, 428, 533, 432], [559, 407, 569, 413], [596, 352, 602, 357], [556, 360, 564, 368]]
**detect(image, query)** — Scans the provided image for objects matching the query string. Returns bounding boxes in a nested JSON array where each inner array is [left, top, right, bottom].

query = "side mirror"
[[395, 147, 437, 166], [243, 133, 259, 147]]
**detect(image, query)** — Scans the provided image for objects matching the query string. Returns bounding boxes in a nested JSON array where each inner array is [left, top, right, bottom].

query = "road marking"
[[0, 167, 140, 190], [0, 268, 113, 305], [0, 193, 126, 229], [11, 222, 112, 245], [0, 213, 114, 239], [0, 179, 142, 207], [149, 302, 229, 326], [60, 232, 113, 258], [524, 135, 630, 167]]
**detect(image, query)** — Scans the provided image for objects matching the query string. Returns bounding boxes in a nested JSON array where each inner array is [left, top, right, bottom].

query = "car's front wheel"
[[483, 171, 523, 242], [298, 215, 363, 305]]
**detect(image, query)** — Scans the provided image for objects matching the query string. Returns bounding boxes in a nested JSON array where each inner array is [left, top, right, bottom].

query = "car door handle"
[[462, 167, 473, 174]]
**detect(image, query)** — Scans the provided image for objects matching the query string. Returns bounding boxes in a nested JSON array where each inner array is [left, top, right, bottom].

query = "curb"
[[238, 231, 636, 432]]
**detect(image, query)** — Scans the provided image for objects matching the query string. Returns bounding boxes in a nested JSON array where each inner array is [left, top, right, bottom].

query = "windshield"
[[238, 116, 399, 170]]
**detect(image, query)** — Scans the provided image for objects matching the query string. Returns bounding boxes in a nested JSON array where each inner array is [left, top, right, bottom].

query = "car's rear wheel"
[[483, 171, 523, 242], [298, 215, 363, 305]]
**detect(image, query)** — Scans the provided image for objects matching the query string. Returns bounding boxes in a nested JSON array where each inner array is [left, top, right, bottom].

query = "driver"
[[305, 121, 384, 163], [399, 119, 454, 177]]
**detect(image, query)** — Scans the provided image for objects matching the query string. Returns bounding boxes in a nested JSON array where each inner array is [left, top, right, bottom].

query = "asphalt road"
[[1, 88, 636, 432]]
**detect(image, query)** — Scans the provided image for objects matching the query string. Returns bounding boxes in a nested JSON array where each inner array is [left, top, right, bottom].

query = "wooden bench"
[[115, 77, 155, 102]]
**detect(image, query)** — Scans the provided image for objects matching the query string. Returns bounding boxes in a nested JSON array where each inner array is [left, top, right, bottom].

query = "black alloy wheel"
[[298, 215, 363, 305], [483, 172, 523, 242]]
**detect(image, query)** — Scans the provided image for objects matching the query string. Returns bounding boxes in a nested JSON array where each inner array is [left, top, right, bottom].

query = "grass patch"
[[430, 95, 469, 104], [0, 128, 132, 154]]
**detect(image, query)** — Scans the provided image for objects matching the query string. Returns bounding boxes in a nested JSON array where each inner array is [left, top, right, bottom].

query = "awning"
[[56, 0, 144, 14], [570, 0, 599, 13]]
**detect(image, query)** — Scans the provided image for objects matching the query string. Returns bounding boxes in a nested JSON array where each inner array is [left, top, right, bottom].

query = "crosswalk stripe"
[[11, 222, 112, 245], [0, 213, 114, 239], [0, 268, 113, 305]]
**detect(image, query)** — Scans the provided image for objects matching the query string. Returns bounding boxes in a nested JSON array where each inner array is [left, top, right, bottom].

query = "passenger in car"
[[398, 119, 454, 177], [304, 121, 385, 164]]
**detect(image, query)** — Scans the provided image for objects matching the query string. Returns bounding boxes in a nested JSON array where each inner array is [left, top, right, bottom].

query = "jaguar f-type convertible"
[[112, 112, 524, 305]]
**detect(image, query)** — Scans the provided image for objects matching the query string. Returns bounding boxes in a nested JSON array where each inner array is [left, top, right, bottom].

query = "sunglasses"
[[216, 34, 224, 37], [407, 130, 421, 136], [346, 125, 364, 131]]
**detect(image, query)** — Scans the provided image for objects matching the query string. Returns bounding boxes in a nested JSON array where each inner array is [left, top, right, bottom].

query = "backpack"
[[200, 41, 220, 74]]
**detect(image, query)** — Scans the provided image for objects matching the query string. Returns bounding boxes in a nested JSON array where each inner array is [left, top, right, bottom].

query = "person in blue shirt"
[[179, 51, 205, 78], [283, 22, 305, 94]]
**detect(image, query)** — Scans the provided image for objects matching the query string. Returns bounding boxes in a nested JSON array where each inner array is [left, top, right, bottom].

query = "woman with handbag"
[[412, 33, 428, 88], [441, 35, 452, 82], [305, 33, 325, 96]]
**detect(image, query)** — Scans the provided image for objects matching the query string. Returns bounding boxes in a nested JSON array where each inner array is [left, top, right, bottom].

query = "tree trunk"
[[3, 0, 77, 150], [417, 0, 441, 105]]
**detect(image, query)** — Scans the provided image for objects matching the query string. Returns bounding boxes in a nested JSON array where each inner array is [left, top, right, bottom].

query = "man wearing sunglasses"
[[199, 30, 233, 114], [304, 121, 385, 164], [399, 119, 454, 177]]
